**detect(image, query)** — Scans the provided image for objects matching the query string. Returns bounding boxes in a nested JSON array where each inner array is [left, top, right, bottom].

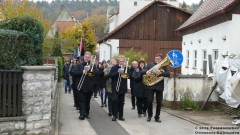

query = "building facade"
[[177, 0, 240, 75], [99, 0, 180, 62]]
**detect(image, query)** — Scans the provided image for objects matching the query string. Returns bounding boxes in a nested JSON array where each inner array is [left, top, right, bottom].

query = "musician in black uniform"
[[70, 51, 101, 120], [144, 53, 170, 122], [109, 55, 129, 121], [132, 59, 148, 118], [129, 61, 138, 110]]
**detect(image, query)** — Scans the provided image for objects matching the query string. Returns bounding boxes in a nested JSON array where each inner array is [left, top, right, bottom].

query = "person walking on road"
[[63, 60, 71, 94], [70, 52, 102, 120], [143, 53, 170, 122], [109, 55, 129, 121]]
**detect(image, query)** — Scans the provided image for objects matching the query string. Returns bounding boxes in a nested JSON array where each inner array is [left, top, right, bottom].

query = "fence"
[[219, 97, 240, 117], [0, 70, 23, 117]]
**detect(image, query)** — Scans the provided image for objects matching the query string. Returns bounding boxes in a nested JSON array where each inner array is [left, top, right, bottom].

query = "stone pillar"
[[21, 66, 56, 135]]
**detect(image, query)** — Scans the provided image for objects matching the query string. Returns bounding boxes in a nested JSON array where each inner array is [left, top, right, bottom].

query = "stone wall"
[[21, 66, 56, 135], [0, 66, 57, 135], [0, 117, 26, 135], [163, 75, 219, 108]]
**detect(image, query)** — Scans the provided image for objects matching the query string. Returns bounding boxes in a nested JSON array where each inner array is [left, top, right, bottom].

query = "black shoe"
[[65, 91, 67, 93], [79, 115, 85, 120], [131, 107, 135, 110], [105, 104, 107, 107], [74, 104, 76, 107], [76, 107, 79, 110], [155, 118, 161, 123], [138, 114, 142, 118], [85, 115, 90, 119], [112, 116, 117, 121], [94, 96, 98, 98], [147, 116, 151, 122], [101, 105, 104, 107], [119, 117, 125, 121], [108, 113, 112, 116], [143, 112, 147, 117]]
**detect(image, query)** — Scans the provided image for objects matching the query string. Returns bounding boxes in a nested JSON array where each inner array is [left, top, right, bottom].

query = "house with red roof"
[[47, 5, 79, 38], [176, 0, 240, 75]]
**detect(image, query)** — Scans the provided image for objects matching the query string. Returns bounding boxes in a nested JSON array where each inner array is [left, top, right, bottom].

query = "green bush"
[[0, 16, 44, 69], [57, 56, 64, 82], [0, 29, 34, 70], [123, 48, 148, 65], [180, 96, 199, 110]]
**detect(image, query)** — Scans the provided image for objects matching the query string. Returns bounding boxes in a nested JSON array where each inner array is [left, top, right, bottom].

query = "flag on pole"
[[78, 36, 85, 57]]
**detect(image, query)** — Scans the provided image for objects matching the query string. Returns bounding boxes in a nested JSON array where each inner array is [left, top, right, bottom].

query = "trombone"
[[116, 58, 129, 92], [77, 55, 96, 91], [87, 55, 96, 77]]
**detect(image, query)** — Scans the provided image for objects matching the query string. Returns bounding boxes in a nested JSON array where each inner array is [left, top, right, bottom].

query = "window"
[[213, 50, 219, 64], [202, 50, 207, 75], [186, 50, 190, 67], [134, 1, 137, 6], [193, 50, 197, 68]]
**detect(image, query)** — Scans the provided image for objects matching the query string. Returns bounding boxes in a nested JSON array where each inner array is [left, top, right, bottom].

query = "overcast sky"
[[32, 0, 201, 5]]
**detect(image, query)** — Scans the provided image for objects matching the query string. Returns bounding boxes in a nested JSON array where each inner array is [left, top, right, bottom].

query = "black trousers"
[[147, 90, 163, 119], [73, 87, 79, 108], [136, 97, 147, 114], [131, 88, 136, 108], [107, 92, 113, 114], [93, 85, 99, 97], [79, 91, 93, 116], [112, 93, 125, 118]]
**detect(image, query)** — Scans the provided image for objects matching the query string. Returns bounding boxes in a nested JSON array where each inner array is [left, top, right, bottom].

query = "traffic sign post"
[[167, 50, 183, 109]]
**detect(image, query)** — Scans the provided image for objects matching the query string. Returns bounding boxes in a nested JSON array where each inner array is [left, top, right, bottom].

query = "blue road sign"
[[168, 50, 183, 68]]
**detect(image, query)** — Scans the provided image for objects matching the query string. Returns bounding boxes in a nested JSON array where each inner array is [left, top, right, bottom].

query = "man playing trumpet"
[[109, 55, 129, 121], [70, 51, 101, 120]]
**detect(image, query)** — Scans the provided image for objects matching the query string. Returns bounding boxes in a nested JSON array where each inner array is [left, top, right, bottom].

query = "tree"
[[61, 20, 97, 53], [0, 0, 50, 35], [181, 1, 187, 9], [87, 14, 107, 40], [123, 48, 148, 66]]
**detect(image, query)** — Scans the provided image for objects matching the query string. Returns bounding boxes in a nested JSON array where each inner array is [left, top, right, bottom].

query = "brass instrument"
[[77, 63, 89, 90], [120, 58, 129, 79], [116, 65, 123, 92], [77, 55, 96, 90], [143, 55, 172, 86], [87, 55, 96, 77]]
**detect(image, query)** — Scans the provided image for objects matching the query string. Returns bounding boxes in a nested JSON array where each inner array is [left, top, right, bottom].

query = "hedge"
[[0, 16, 44, 70], [0, 29, 34, 70], [57, 56, 64, 82]]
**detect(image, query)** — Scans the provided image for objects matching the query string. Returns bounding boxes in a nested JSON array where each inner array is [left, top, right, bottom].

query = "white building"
[[176, 0, 240, 75], [99, 0, 179, 62]]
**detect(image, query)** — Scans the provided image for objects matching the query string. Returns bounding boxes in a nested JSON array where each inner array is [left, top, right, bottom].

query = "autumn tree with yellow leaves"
[[0, 0, 50, 35], [61, 19, 97, 53]]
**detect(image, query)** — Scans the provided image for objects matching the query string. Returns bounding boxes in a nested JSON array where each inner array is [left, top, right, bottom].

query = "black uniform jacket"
[[132, 67, 148, 98], [109, 64, 129, 94], [70, 61, 102, 92], [142, 62, 170, 91]]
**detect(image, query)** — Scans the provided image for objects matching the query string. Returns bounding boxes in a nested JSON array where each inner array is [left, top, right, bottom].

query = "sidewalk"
[[58, 82, 97, 135], [94, 95, 196, 135]]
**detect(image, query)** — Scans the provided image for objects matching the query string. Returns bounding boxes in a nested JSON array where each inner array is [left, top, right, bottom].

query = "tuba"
[[143, 56, 172, 86]]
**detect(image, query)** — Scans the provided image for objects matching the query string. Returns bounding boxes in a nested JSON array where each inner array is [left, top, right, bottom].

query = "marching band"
[[63, 52, 170, 122]]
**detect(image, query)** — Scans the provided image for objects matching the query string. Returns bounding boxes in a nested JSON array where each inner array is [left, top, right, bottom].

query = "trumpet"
[[87, 55, 96, 77], [120, 58, 129, 79]]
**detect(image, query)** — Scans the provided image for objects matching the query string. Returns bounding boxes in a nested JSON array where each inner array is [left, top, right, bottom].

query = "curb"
[[126, 93, 203, 126], [54, 83, 61, 135]]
